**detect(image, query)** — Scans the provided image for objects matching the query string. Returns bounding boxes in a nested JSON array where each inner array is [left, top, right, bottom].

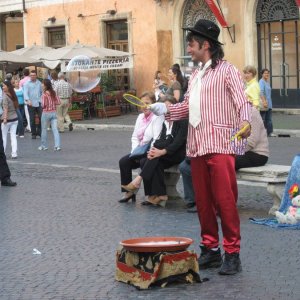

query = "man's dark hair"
[[186, 32, 224, 69], [30, 70, 37, 75], [23, 69, 30, 76]]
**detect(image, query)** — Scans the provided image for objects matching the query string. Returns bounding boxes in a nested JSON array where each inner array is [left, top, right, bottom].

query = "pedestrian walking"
[[23, 70, 43, 139], [0, 82, 17, 186], [54, 72, 73, 133], [38, 79, 61, 151], [0, 126, 17, 187], [150, 19, 251, 275], [1, 80, 19, 159], [259, 68, 275, 136], [13, 80, 25, 138], [19, 68, 31, 132]]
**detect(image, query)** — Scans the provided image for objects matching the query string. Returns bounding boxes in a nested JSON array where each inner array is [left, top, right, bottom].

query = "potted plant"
[[96, 74, 121, 118], [68, 102, 84, 121], [100, 73, 116, 92]]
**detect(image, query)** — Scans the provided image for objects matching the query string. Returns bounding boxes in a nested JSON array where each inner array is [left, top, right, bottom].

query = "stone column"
[[0, 14, 7, 50], [22, 12, 27, 47]]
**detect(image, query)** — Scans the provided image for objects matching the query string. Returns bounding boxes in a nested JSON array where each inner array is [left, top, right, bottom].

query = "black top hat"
[[183, 19, 223, 45]]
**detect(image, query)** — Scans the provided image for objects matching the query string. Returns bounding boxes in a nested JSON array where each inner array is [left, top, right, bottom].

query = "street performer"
[[150, 19, 251, 275]]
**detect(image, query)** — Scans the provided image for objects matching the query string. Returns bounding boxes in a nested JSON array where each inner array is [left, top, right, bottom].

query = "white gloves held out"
[[149, 103, 168, 116]]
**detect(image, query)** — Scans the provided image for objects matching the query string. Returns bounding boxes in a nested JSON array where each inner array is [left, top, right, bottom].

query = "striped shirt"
[[55, 79, 72, 99], [41, 92, 61, 112], [169, 60, 251, 157]]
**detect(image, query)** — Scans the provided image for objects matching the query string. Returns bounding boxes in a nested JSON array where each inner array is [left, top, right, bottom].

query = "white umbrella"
[[11, 44, 53, 59], [0, 50, 40, 65], [0, 50, 42, 74], [39, 42, 133, 70]]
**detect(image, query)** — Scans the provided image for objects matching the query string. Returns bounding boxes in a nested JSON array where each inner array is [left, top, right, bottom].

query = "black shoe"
[[69, 123, 73, 131], [219, 252, 242, 275], [32, 135, 36, 139], [119, 194, 136, 203], [185, 202, 196, 208], [1, 178, 17, 187], [198, 246, 222, 269]]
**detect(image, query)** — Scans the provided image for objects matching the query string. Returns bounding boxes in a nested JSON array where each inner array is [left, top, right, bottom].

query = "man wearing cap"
[[150, 19, 251, 275], [54, 72, 73, 133]]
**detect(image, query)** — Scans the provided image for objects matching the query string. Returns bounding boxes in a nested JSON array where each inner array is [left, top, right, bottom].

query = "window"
[[107, 22, 128, 41], [47, 26, 66, 48], [106, 20, 129, 90]]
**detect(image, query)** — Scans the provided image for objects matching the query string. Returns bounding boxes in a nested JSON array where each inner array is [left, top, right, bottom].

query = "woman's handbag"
[[260, 96, 268, 111], [129, 140, 152, 159], [260, 84, 268, 111]]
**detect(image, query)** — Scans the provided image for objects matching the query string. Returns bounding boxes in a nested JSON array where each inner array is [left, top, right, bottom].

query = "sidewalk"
[[72, 110, 300, 135]]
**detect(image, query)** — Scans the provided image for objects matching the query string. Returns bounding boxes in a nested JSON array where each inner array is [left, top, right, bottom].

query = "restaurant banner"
[[64, 56, 133, 72]]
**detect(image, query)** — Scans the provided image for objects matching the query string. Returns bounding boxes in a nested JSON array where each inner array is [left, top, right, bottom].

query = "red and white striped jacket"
[[169, 60, 251, 157], [41, 92, 61, 113]]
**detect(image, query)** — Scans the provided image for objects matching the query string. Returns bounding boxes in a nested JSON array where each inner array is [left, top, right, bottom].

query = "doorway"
[[256, 0, 300, 108]]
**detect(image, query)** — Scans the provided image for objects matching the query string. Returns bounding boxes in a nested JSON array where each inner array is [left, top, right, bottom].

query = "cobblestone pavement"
[[1, 130, 300, 299]]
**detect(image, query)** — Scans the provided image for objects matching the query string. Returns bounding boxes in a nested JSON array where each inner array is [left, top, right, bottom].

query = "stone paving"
[[0, 129, 300, 299]]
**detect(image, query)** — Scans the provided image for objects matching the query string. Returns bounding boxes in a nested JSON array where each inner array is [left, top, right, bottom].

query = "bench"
[[164, 165, 181, 199], [165, 164, 290, 215], [236, 164, 290, 215]]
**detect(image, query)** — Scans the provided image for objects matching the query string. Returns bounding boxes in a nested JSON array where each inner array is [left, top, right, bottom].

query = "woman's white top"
[[131, 113, 164, 152]]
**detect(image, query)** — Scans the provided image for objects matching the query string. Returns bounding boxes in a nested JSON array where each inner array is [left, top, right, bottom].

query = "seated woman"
[[235, 105, 269, 170], [119, 91, 164, 203], [122, 95, 188, 207]]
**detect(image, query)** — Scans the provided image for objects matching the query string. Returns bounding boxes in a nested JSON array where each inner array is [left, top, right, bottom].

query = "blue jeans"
[[260, 109, 273, 136], [41, 112, 60, 148], [17, 106, 25, 136], [179, 159, 195, 204]]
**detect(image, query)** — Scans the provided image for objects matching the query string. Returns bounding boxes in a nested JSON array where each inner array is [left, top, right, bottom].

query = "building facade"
[[0, 0, 299, 107]]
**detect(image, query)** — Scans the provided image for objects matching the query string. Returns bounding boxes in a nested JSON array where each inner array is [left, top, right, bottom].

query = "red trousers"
[[191, 154, 240, 254]]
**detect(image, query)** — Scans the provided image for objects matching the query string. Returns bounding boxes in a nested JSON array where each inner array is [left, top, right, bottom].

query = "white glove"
[[149, 103, 168, 115]]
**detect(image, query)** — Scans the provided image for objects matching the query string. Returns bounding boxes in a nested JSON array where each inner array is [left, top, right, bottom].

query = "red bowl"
[[120, 236, 194, 252]]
